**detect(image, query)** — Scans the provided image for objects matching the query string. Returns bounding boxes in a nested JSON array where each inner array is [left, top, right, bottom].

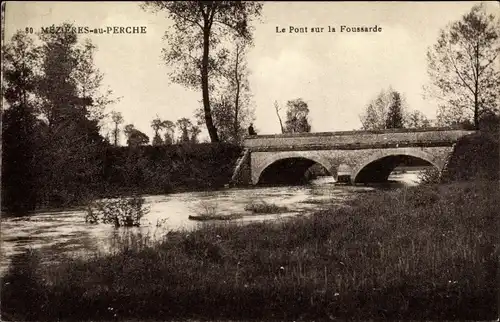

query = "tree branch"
[[446, 43, 476, 97]]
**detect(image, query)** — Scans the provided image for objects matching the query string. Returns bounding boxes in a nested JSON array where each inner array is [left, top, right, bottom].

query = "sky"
[[3, 1, 499, 143]]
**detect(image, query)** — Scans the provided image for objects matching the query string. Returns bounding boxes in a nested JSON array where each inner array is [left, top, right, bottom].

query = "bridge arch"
[[350, 149, 442, 184], [253, 153, 334, 185]]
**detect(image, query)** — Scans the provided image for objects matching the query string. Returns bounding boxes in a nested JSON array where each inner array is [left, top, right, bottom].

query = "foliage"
[[141, 1, 263, 142], [283, 98, 311, 133], [385, 91, 404, 128], [124, 124, 149, 147], [176, 117, 200, 143], [418, 167, 441, 184], [405, 110, 432, 129], [360, 88, 434, 130], [99, 143, 242, 196], [360, 88, 409, 130], [244, 200, 289, 214], [162, 120, 176, 144], [2, 23, 117, 210], [426, 3, 500, 129], [478, 110, 500, 136], [213, 40, 255, 143], [85, 196, 150, 227], [151, 116, 175, 146], [2, 181, 498, 321], [441, 129, 499, 183], [1, 24, 246, 214], [37, 24, 110, 206], [152, 133, 164, 146], [1, 31, 41, 215], [195, 40, 255, 144]]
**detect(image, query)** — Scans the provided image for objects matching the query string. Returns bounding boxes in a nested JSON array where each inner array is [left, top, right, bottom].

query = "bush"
[[418, 167, 441, 184], [442, 131, 499, 183], [85, 196, 150, 227]]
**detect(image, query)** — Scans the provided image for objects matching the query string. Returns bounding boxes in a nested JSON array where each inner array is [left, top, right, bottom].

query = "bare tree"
[[274, 100, 285, 134]]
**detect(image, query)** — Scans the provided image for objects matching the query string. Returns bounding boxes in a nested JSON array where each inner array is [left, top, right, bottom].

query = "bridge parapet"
[[243, 128, 475, 151]]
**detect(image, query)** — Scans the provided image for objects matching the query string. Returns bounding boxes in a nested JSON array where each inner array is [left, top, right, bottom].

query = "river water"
[[0, 172, 422, 275]]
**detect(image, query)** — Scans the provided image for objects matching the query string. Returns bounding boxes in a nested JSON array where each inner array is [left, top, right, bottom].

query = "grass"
[[244, 200, 289, 214], [188, 200, 289, 221], [1, 180, 498, 321]]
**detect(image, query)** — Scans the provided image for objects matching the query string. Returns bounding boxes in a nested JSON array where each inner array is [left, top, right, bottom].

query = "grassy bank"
[[2, 180, 498, 321]]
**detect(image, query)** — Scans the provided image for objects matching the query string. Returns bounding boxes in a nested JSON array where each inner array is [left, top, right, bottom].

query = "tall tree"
[[385, 91, 405, 129], [2, 24, 115, 209], [35, 23, 110, 206], [72, 39, 116, 124], [1, 31, 41, 214], [199, 39, 255, 143], [425, 4, 500, 129], [141, 1, 263, 142], [284, 98, 311, 133], [111, 111, 123, 146]]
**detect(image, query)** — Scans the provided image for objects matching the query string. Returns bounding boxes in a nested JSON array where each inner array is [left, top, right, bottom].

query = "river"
[[0, 171, 422, 275]]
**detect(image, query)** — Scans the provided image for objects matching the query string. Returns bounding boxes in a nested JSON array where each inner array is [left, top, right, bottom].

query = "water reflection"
[[0, 171, 422, 274]]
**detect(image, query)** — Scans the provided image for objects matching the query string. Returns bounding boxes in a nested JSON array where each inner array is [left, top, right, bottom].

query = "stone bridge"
[[231, 127, 475, 185]]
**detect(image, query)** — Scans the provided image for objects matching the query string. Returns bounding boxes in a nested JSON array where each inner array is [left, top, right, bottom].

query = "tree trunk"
[[114, 123, 118, 146], [202, 24, 219, 142], [474, 43, 480, 130], [474, 89, 479, 129], [233, 45, 241, 142], [275, 102, 284, 134]]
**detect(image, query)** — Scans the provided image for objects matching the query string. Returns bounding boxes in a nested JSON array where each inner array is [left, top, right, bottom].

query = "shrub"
[[418, 167, 441, 184], [442, 132, 499, 182], [85, 196, 150, 227]]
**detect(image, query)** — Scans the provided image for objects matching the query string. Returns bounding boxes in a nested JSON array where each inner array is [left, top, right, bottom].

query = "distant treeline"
[[1, 143, 242, 215]]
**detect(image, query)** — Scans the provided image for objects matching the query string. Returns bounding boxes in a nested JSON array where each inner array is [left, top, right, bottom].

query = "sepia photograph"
[[1, 1, 499, 321]]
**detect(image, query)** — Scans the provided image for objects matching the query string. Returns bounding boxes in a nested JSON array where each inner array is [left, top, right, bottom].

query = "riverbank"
[[1, 143, 243, 216], [2, 180, 498, 321]]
